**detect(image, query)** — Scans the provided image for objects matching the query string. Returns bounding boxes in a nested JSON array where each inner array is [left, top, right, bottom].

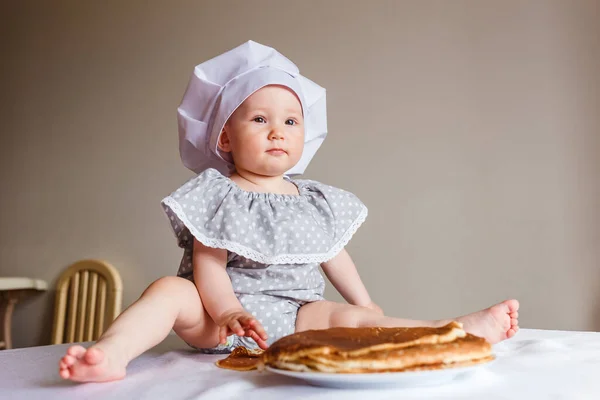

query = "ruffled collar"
[[162, 168, 368, 265]]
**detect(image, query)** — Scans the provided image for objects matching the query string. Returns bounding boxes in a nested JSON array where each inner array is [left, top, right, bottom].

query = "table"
[[0, 328, 599, 399], [0, 277, 48, 349]]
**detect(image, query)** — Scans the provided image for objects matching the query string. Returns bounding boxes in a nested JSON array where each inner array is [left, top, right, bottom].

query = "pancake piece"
[[215, 347, 264, 371]]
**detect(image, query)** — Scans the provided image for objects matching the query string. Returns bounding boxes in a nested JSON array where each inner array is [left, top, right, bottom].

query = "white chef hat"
[[177, 40, 327, 176]]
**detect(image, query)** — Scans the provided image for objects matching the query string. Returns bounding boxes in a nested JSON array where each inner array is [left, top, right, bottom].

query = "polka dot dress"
[[161, 168, 368, 352]]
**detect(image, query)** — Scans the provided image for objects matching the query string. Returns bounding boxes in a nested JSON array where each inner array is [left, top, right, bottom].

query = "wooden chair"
[[51, 260, 123, 345]]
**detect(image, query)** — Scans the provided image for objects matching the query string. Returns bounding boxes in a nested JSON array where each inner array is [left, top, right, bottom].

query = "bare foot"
[[455, 299, 520, 344], [58, 345, 127, 382]]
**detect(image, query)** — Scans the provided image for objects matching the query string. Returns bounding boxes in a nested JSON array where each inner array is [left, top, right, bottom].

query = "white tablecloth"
[[1, 328, 599, 399]]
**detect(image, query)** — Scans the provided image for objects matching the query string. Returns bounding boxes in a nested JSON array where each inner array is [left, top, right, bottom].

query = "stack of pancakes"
[[259, 321, 493, 373]]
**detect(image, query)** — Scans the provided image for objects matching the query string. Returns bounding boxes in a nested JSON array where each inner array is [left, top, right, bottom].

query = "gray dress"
[[161, 168, 367, 352]]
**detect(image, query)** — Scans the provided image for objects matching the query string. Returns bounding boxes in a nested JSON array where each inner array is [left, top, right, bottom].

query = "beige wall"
[[1, 0, 598, 348]]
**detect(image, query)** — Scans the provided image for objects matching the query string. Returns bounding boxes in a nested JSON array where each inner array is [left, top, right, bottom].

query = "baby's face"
[[219, 85, 304, 176]]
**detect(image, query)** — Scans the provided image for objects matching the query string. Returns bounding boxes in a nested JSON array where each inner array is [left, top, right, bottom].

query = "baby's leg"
[[59, 276, 220, 382], [296, 300, 519, 344]]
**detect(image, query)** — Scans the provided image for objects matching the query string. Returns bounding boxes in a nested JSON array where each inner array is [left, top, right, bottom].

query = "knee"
[[329, 308, 361, 328], [142, 276, 197, 298], [329, 305, 381, 329]]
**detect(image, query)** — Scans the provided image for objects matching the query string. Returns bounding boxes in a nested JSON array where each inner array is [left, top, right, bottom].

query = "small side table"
[[0, 277, 48, 350]]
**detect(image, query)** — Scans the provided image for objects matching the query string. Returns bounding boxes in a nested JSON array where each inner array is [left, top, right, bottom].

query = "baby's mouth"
[[266, 149, 287, 156]]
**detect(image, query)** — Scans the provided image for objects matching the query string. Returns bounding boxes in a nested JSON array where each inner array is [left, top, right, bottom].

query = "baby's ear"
[[217, 127, 232, 153]]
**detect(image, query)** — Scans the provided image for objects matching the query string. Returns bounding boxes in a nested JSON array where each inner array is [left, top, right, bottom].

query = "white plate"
[[265, 363, 487, 389]]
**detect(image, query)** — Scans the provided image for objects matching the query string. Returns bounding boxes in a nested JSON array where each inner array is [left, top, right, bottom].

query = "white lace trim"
[[162, 196, 368, 264]]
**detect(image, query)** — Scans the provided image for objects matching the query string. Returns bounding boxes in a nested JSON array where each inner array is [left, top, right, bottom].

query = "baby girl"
[[59, 41, 519, 382]]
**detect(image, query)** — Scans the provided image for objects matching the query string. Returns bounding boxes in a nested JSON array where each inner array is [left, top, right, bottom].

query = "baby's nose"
[[268, 128, 284, 140]]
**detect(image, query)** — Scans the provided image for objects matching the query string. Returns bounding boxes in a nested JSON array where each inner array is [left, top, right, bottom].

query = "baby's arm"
[[192, 239, 268, 348], [321, 248, 383, 314]]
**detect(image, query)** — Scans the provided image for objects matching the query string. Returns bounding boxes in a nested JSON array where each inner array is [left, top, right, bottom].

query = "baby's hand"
[[217, 309, 269, 350]]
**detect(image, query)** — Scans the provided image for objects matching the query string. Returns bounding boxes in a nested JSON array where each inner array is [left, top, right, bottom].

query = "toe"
[[510, 311, 519, 319], [59, 368, 71, 379], [511, 318, 518, 326], [504, 299, 519, 313], [63, 355, 76, 366], [507, 328, 516, 338], [84, 347, 105, 365], [67, 345, 87, 358]]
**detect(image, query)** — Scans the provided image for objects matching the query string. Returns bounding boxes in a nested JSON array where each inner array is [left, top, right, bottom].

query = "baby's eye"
[[253, 117, 266, 123], [285, 119, 296, 125]]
